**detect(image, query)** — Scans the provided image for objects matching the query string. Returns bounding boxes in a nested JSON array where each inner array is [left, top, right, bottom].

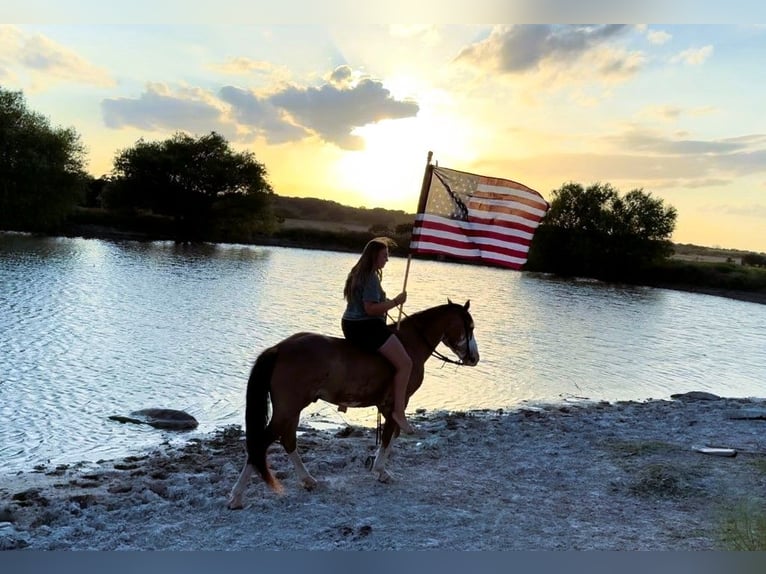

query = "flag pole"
[[397, 150, 434, 329]]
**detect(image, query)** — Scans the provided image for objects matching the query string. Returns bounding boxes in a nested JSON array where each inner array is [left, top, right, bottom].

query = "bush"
[[719, 500, 766, 550]]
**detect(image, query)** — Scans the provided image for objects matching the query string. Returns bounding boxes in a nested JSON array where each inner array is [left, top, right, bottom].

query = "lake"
[[1, 232, 764, 474]]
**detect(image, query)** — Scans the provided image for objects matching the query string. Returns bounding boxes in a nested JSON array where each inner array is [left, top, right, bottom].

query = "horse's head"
[[442, 300, 480, 366]]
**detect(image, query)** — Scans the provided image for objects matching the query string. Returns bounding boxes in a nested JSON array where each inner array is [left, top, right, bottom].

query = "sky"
[[2, 2, 766, 252]]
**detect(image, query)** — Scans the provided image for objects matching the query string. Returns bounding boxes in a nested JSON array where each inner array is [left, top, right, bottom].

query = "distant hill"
[[670, 242, 762, 264], [272, 195, 414, 230]]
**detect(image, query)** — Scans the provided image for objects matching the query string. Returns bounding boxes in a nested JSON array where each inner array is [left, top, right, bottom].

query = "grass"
[[647, 259, 766, 292], [747, 458, 766, 475], [718, 499, 766, 550], [605, 440, 703, 498], [627, 462, 703, 498], [606, 439, 679, 458]]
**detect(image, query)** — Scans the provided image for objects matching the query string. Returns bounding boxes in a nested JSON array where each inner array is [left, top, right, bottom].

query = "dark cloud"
[[102, 85, 226, 135], [328, 65, 353, 87], [473, 128, 766, 194], [266, 72, 420, 150], [101, 66, 419, 150], [607, 131, 766, 167], [456, 24, 632, 74], [717, 148, 766, 177], [218, 86, 308, 144]]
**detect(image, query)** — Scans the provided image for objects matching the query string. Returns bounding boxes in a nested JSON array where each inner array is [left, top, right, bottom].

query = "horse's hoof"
[[376, 470, 395, 484], [227, 497, 244, 510], [301, 476, 319, 490]]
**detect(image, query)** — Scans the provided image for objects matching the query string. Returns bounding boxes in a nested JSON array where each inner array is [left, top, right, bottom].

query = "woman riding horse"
[[227, 300, 479, 509], [341, 237, 413, 434]]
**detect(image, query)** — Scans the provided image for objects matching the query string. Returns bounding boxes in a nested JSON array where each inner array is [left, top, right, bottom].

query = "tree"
[[369, 222, 391, 234], [742, 253, 766, 267], [527, 182, 677, 279], [0, 88, 87, 231], [103, 132, 274, 240]]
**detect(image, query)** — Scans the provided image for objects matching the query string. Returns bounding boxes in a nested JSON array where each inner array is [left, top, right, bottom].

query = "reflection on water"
[[1, 232, 765, 472]]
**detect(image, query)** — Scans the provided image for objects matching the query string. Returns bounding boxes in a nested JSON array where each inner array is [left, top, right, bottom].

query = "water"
[[1, 233, 765, 473]]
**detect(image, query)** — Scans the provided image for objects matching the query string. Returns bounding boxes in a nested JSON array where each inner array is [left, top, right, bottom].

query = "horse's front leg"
[[371, 418, 398, 483]]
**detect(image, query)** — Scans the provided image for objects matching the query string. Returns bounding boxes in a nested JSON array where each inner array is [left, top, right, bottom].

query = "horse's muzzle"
[[462, 337, 480, 366], [462, 350, 480, 366]]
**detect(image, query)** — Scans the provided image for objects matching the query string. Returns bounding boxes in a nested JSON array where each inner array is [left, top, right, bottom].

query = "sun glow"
[[333, 108, 478, 211]]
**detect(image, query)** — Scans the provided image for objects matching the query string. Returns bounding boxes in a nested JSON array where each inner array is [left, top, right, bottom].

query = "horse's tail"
[[245, 346, 283, 493]]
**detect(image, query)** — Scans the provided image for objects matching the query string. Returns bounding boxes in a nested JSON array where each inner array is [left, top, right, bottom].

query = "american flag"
[[409, 166, 549, 269]]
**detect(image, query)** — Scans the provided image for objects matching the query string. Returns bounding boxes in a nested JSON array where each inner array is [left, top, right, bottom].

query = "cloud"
[[593, 128, 766, 183], [451, 24, 644, 103], [388, 25, 441, 47], [264, 65, 420, 150], [606, 128, 752, 156], [593, 129, 766, 183], [671, 46, 714, 65], [218, 85, 308, 144], [211, 57, 273, 74], [472, 126, 766, 196], [328, 65, 354, 88], [642, 105, 683, 121], [0, 63, 17, 84], [455, 25, 634, 75], [0, 25, 114, 89], [210, 57, 288, 80], [640, 104, 719, 124], [101, 65, 420, 150], [646, 29, 672, 45], [716, 204, 766, 219], [101, 83, 233, 137]]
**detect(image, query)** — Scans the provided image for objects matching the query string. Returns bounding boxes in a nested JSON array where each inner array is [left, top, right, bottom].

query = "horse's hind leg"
[[228, 425, 280, 509], [371, 419, 398, 483], [227, 458, 255, 510], [287, 450, 317, 489], [279, 415, 318, 489]]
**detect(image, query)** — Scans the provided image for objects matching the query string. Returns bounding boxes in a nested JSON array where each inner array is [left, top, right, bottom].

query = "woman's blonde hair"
[[343, 237, 396, 300]]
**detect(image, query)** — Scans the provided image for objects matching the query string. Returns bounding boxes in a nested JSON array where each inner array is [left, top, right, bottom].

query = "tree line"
[[3, 86, 765, 293], [2, 88, 275, 243]]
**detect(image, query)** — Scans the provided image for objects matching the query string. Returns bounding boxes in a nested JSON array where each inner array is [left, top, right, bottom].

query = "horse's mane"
[[394, 301, 466, 328]]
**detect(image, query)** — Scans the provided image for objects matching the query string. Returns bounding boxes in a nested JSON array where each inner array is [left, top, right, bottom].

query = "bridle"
[[430, 346, 466, 366], [393, 306, 474, 366]]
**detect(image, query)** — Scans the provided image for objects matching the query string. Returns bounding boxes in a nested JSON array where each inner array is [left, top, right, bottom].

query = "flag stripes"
[[411, 214, 531, 269], [409, 165, 549, 269]]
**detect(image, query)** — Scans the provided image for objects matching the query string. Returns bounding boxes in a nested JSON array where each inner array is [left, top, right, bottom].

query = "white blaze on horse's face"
[[442, 312, 480, 366], [465, 329, 479, 366]]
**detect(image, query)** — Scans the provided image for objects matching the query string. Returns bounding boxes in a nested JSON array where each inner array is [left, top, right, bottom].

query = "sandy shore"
[[2, 394, 766, 550]]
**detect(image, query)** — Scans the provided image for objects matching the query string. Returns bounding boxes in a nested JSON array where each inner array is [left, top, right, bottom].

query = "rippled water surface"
[[2, 233, 765, 472]]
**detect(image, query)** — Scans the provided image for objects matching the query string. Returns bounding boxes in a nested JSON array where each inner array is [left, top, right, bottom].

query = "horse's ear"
[[447, 298, 453, 305], [464, 300, 470, 310]]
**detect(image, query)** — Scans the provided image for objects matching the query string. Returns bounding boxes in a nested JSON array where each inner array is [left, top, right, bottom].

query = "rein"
[[429, 347, 465, 366]]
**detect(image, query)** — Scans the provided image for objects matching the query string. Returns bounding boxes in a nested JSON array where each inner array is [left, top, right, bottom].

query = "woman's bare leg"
[[378, 335, 414, 434]]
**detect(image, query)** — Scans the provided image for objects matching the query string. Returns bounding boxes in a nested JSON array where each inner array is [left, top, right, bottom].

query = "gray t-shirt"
[[342, 273, 386, 321]]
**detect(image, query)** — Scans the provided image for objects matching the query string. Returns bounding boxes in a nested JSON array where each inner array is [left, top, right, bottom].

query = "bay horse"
[[227, 300, 479, 509]]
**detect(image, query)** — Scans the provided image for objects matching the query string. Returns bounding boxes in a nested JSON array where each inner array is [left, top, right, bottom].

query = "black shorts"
[[341, 318, 393, 352]]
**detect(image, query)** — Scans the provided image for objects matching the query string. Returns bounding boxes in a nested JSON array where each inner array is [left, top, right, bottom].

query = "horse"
[[227, 300, 480, 509]]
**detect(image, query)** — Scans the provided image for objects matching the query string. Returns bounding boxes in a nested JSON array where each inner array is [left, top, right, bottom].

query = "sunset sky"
[[2, 3, 765, 252]]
